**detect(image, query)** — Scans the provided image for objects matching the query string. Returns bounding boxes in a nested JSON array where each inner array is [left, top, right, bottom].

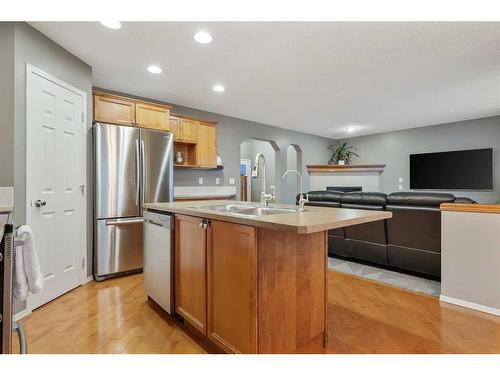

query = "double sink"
[[194, 204, 298, 216]]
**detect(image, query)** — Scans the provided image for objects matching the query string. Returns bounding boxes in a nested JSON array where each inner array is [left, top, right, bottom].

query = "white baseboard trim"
[[440, 295, 500, 317], [14, 308, 32, 322], [82, 275, 93, 284]]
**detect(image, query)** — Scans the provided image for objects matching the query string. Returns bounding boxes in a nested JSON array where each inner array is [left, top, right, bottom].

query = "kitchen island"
[[144, 200, 392, 354]]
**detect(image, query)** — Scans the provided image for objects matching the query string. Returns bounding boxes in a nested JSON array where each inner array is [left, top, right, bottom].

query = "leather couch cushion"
[[328, 235, 347, 257], [387, 245, 440, 277], [385, 205, 441, 252], [297, 190, 343, 203], [305, 201, 340, 208], [387, 192, 455, 207], [345, 239, 388, 266], [454, 197, 477, 204], [341, 192, 387, 206], [343, 215, 387, 244]]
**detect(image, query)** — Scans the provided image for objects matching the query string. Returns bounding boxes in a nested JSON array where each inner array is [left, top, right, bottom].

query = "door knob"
[[34, 200, 47, 207]]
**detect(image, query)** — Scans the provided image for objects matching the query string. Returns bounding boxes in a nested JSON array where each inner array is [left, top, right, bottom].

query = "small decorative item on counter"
[[176, 151, 184, 164], [217, 154, 222, 166], [328, 140, 359, 165]]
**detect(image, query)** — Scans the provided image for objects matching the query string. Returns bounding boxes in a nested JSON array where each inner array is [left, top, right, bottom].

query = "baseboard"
[[82, 275, 93, 284], [440, 295, 500, 317], [14, 308, 32, 322]]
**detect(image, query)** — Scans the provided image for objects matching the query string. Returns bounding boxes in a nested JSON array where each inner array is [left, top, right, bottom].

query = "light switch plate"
[[229, 178, 235, 185], [398, 184, 403, 191], [215, 177, 220, 185], [198, 177, 203, 185], [398, 177, 403, 183]]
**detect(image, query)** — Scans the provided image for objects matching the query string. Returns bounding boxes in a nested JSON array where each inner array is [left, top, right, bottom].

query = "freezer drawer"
[[95, 218, 143, 279], [143, 210, 173, 313]]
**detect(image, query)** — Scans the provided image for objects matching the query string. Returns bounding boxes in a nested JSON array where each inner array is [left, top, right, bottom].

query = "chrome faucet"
[[253, 153, 275, 206], [282, 169, 308, 212]]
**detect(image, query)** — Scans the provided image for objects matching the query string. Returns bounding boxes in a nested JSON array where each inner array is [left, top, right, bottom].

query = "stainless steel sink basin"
[[251, 207, 298, 215], [193, 204, 298, 216]]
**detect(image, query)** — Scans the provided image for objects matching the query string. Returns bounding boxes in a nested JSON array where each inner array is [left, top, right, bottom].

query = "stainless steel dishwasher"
[[143, 209, 174, 314]]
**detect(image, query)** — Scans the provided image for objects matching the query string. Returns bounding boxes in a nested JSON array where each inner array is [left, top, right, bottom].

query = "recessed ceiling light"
[[346, 126, 356, 132], [100, 21, 122, 30], [212, 84, 225, 93], [194, 31, 213, 44], [147, 65, 163, 74]]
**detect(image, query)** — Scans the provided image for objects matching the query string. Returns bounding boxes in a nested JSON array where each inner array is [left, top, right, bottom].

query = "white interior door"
[[26, 65, 87, 310]]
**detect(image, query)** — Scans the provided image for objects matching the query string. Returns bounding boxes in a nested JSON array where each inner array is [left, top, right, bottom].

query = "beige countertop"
[[144, 200, 392, 234]]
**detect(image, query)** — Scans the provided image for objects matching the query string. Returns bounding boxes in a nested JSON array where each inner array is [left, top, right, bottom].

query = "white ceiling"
[[31, 22, 500, 138]]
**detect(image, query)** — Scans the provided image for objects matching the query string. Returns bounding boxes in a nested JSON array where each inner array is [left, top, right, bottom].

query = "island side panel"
[[257, 228, 327, 354]]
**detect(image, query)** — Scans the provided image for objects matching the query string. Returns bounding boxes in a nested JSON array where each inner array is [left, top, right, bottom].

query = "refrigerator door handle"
[[135, 139, 140, 207], [105, 218, 144, 226], [141, 139, 146, 205]]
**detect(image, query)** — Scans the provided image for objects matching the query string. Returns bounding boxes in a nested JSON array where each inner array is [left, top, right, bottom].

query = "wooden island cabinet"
[[174, 214, 326, 354], [146, 200, 391, 354]]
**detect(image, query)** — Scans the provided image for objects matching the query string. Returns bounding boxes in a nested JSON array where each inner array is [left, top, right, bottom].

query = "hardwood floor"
[[14, 271, 500, 354], [327, 271, 500, 353]]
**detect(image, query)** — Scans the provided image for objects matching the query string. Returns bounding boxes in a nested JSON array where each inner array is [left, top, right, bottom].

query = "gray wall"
[[240, 139, 278, 203], [0, 23, 15, 187], [13, 23, 93, 284], [0, 22, 94, 297], [167, 104, 334, 204], [341, 116, 500, 203], [98, 88, 335, 204]]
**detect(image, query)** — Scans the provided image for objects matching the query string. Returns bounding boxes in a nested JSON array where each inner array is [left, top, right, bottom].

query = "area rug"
[[328, 257, 441, 297]]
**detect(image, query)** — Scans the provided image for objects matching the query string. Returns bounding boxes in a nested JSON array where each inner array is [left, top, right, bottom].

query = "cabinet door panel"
[[181, 119, 199, 142], [94, 94, 135, 125], [197, 123, 217, 167], [175, 215, 207, 334], [136, 103, 170, 130], [208, 220, 257, 353], [169, 116, 182, 140]]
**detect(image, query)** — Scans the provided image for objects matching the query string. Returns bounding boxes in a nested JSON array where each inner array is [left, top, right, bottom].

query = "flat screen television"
[[410, 148, 493, 190]]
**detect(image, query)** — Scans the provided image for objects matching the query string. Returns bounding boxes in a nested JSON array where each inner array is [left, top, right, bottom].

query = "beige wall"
[[441, 210, 500, 316]]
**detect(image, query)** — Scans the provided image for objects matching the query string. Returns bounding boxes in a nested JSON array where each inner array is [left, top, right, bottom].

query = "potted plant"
[[328, 141, 359, 165]]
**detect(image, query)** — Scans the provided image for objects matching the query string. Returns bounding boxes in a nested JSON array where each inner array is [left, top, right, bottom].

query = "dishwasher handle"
[[143, 211, 174, 230]]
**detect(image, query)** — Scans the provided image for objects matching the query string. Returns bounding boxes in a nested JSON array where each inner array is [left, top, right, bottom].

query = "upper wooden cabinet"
[[169, 116, 199, 143], [93, 91, 171, 130], [169, 116, 183, 141], [197, 122, 217, 167], [93, 91, 219, 168], [94, 93, 135, 126], [181, 119, 199, 143], [135, 102, 170, 131]]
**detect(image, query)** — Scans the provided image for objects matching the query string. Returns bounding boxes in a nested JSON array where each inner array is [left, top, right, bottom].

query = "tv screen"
[[410, 148, 493, 190]]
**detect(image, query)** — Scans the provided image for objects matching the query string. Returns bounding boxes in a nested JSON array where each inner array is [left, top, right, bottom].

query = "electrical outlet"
[[198, 177, 203, 185], [398, 177, 403, 183], [229, 178, 235, 185], [215, 177, 220, 185], [398, 184, 403, 191]]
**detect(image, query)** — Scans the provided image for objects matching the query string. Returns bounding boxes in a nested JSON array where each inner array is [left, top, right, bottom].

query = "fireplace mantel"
[[306, 164, 386, 173]]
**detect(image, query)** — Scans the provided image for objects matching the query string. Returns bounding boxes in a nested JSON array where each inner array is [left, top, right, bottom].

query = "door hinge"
[[82, 257, 85, 268], [81, 112, 85, 123]]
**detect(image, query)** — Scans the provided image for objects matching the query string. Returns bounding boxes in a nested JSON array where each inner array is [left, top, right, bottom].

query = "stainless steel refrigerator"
[[93, 123, 173, 281]]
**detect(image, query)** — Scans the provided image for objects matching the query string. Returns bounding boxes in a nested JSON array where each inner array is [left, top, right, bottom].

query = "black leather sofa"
[[297, 191, 476, 279]]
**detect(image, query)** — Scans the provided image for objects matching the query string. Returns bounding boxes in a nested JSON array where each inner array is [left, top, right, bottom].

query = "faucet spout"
[[253, 153, 274, 206], [282, 169, 308, 212]]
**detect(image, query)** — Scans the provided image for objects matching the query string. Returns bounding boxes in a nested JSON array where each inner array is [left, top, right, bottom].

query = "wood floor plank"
[[12, 271, 500, 354]]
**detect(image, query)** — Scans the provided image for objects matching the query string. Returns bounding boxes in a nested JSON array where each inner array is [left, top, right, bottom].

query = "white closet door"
[[26, 66, 87, 310]]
